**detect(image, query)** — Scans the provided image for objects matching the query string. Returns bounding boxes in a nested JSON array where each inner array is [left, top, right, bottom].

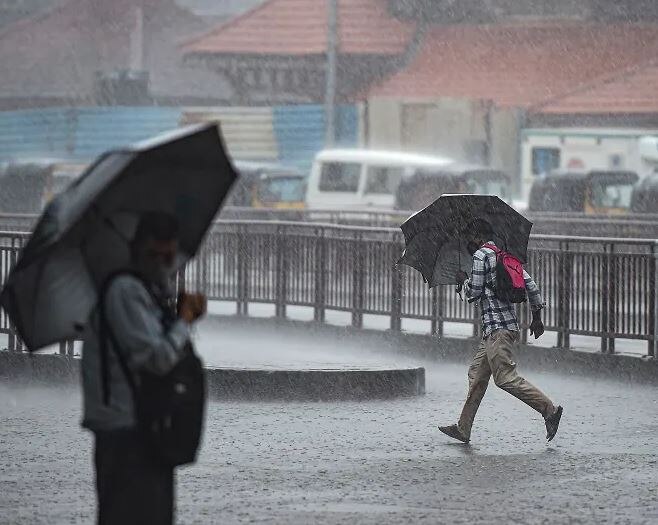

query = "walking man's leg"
[[440, 340, 491, 443], [486, 330, 563, 440]]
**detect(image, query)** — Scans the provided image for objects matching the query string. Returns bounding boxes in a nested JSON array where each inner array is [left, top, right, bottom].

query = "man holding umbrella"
[[0, 124, 238, 524], [439, 218, 563, 444], [82, 212, 206, 524]]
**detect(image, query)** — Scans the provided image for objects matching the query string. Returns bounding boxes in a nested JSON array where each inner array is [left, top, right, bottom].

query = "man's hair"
[[463, 218, 494, 240], [132, 212, 179, 246]]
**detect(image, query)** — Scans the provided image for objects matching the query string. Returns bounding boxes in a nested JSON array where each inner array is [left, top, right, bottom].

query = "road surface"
[[1, 322, 658, 524]]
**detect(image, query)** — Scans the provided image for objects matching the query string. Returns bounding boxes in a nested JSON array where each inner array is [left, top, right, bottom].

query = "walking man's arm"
[[524, 269, 546, 339], [462, 251, 487, 303]]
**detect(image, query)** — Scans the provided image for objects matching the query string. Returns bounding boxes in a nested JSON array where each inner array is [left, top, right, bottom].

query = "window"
[[318, 162, 360, 192], [258, 177, 305, 203], [590, 182, 634, 209], [467, 180, 507, 200], [364, 166, 403, 195], [531, 147, 560, 175]]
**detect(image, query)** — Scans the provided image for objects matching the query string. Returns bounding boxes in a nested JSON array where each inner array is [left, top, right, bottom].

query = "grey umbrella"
[[0, 123, 237, 351], [398, 194, 532, 287]]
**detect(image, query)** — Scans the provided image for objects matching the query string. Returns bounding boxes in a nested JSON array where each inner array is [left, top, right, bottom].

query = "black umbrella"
[[0, 123, 238, 351], [398, 194, 532, 287]]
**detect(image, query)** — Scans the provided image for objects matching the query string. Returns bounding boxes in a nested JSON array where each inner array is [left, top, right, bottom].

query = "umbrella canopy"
[[0, 124, 237, 351], [398, 194, 532, 287]]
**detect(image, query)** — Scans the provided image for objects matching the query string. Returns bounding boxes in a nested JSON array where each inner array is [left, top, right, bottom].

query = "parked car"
[[528, 170, 638, 214], [228, 161, 306, 209], [630, 172, 658, 213], [395, 164, 510, 210], [0, 159, 88, 214]]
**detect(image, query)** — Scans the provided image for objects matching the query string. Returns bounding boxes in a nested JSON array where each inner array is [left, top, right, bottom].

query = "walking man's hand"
[[529, 311, 545, 339]]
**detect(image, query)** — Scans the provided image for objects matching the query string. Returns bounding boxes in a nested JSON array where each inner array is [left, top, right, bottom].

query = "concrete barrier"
[[0, 351, 425, 401], [2, 315, 656, 392]]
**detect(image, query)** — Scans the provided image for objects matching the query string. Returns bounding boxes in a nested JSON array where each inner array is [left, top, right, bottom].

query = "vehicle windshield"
[[318, 162, 361, 192], [463, 179, 508, 199], [590, 181, 634, 209], [258, 176, 306, 203]]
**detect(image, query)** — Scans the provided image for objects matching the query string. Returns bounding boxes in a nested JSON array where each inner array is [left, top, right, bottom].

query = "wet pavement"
[[2, 324, 658, 524]]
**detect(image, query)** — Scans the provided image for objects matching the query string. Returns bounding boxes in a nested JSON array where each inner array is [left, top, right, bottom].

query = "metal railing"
[[1, 222, 657, 357], [3, 207, 658, 238], [184, 221, 657, 356]]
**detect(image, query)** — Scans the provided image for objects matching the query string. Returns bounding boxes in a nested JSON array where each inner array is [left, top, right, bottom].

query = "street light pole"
[[325, 0, 338, 147]]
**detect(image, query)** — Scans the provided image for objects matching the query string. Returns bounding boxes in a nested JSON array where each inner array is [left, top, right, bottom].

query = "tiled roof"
[[368, 22, 658, 108], [183, 0, 414, 56], [533, 60, 658, 114]]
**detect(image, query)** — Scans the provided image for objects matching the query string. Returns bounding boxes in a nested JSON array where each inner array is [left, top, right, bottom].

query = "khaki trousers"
[[457, 329, 555, 439]]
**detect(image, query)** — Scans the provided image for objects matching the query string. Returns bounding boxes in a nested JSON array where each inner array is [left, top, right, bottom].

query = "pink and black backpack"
[[483, 244, 527, 303]]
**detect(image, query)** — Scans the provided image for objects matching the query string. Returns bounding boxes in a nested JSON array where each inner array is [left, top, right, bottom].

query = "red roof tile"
[[183, 0, 414, 56], [533, 60, 658, 114], [368, 22, 658, 108]]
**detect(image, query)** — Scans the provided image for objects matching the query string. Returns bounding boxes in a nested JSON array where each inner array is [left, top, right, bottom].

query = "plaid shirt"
[[463, 242, 545, 338]]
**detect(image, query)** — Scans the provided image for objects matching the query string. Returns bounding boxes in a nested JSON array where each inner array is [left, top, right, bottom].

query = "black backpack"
[[98, 272, 206, 467]]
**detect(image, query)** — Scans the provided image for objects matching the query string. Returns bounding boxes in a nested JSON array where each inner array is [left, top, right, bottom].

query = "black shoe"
[[438, 424, 470, 444], [545, 406, 563, 442]]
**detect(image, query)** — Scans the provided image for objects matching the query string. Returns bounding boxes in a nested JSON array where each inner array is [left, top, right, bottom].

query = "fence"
[[3, 208, 658, 238], [1, 222, 657, 358]]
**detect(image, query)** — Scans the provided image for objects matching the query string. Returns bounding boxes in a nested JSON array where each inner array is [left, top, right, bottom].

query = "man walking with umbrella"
[[438, 218, 563, 444]]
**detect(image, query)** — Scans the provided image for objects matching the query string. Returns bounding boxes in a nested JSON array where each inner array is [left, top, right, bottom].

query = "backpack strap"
[[481, 244, 499, 292], [99, 271, 142, 406], [482, 243, 500, 254]]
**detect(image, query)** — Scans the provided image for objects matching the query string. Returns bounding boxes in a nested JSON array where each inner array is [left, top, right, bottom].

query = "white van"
[[305, 149, 453, 210]]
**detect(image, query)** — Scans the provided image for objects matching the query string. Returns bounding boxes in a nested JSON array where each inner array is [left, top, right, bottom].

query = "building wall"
[[367, 96, 521, 193], [0, 104, 360, 173], [490, 107, 522, 195]]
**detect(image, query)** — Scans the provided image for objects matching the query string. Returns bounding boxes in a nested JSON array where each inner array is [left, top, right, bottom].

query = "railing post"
[[436, 285, 445, 337], [390, 261, 402, 332], [650, 242, 658, 358], [7, 238, 21, 352], [600, 244, 610, 353], [236, 225, 248, 316], [351, 234, 363, 329], [556, 244, 565, 348], [198, 244, 209, 296], [430, 287, 438, 335], [563, 244, 572, 349], [313, 227, 326, 323], [7, 324, 16, 352], [608, 244, 617, 354], [519, 304, 528, 344], [275, 226, 287, 319]]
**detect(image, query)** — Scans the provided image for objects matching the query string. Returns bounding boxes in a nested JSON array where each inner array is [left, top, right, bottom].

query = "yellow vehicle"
[[0, 159, 88, 214], [528, 170, 638, 214], [229, 161, 306, 209]]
